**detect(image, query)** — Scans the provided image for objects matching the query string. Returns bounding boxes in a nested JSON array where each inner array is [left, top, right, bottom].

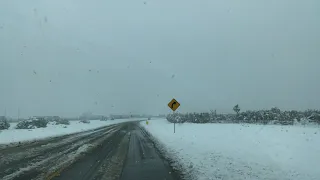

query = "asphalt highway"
[[0, 121, 181, 180]]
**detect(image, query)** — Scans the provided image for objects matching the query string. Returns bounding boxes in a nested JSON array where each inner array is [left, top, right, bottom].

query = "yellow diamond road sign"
[[168, 98, 180, 111]]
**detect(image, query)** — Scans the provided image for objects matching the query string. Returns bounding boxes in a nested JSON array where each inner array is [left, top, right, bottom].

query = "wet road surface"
[[120, 125, 176, 180], [0, 121, 181, 180]]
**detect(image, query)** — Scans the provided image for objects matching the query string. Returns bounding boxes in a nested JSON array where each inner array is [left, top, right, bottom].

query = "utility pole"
[[18, 108, 20, 121]]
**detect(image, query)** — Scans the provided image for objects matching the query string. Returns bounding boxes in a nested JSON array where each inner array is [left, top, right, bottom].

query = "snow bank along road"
[[141, 119, 320, 180], [0, 121, 181, 180]]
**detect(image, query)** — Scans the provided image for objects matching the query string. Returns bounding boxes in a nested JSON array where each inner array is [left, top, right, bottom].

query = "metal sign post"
[[168, 98, 180, 133]]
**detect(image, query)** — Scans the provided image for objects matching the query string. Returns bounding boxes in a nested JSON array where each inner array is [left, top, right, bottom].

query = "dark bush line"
[[167, 107, 320, 125], [55, 119, 70, 125]]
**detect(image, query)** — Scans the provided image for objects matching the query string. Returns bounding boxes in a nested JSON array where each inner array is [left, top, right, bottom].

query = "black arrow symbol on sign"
[[171, 102, 177, 109]]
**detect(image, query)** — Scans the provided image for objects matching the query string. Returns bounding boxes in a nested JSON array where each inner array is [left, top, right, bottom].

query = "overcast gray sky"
[[0, 0, 319, 117]]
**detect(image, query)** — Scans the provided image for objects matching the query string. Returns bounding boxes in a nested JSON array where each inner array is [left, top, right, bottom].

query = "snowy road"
[[0, 124, 121, 180], [0, 121, 181, 180]]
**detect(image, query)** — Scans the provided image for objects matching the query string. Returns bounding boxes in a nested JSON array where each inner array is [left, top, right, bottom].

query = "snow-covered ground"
[[0, 118, 145, 144], [141, 119, 320, 180]]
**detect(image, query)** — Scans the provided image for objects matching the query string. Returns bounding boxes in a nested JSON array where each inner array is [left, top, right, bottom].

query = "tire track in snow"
[[0, 124, 121, 180]]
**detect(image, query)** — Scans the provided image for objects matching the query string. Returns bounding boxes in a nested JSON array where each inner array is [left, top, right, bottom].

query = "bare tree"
[[233, 104, 240, 114]]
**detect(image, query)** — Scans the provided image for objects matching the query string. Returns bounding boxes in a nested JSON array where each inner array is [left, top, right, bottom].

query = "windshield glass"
[[0, 0, 319, 180]]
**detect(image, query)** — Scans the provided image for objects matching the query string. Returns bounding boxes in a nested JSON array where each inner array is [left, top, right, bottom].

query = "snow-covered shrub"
[[166, 108, 320, 125], [16, 117, 48, 129], [166, 113, 182, 123], [79, 120, 90, 124], [166, 113, 175, 123], [298, 118, 309, 126], [308, 113, 320, 123], [0, 117, 10, 130], [55, 119, 70, 125], [100, 116, 108, 121]]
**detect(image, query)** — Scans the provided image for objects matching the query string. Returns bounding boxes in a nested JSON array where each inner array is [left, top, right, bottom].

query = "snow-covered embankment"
[[141, 119, 320, 180]]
